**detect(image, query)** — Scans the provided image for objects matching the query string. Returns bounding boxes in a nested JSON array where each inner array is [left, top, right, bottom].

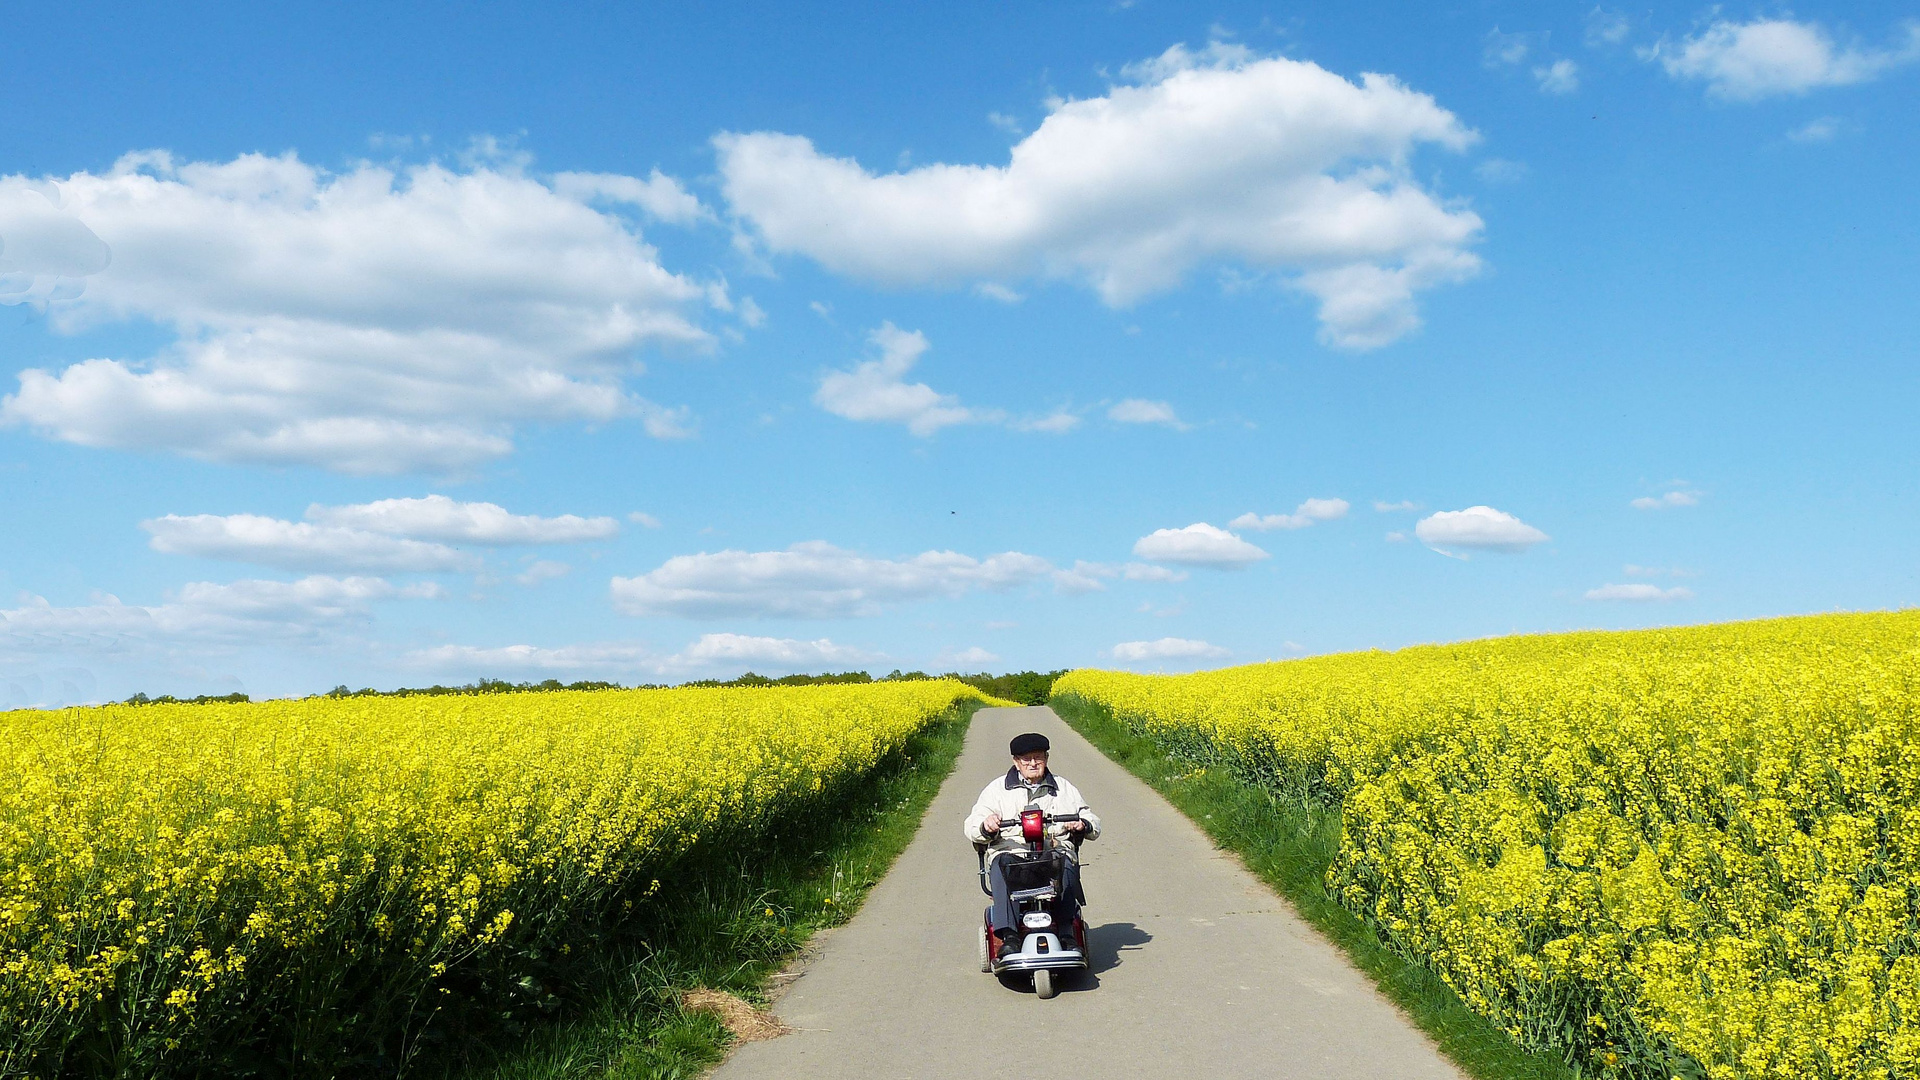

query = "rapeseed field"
[[0, 680, 985, 1077], [1055, 611, 1920, 1080]]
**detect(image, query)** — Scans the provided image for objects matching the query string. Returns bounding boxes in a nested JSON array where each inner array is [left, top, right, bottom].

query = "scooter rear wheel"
[[978, 926, 993, 973], [1033, 969, 1056, 999]]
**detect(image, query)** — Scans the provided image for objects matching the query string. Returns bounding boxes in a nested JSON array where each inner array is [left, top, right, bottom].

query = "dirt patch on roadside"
[[681, 988, 791, 1042]]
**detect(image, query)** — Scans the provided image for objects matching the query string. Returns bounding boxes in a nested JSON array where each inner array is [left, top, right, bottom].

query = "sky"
[[3, 1, 1917, 706]]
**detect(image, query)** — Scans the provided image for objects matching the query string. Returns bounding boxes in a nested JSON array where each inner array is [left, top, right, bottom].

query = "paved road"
[[712, 706, 1462, 1080]]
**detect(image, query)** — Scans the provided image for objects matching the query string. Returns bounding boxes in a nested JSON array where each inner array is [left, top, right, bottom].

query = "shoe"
[[996, 934, 1019, 961]]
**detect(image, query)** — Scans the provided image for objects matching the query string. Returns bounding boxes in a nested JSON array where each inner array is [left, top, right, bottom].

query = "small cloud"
[[1485, 27, 1543, 67], [1535, 59, 1580, 93], [611, 540, 1053, 619], [1053, 560, 1190, 593], [1385, 531, 1410, 543], [1643, 17, 1920, 101], [310, 494, 619, 544], [1584, 583, 1694, 602], [143, 513, 480, 573], [1373, 500, 1421, 513], [984, 620, 1018, 630], [1107, 399, 1187, 429], [941, 645, 1000, 668], [1013, 411, 1081, 434], [815, 323, 994, 436], [1413, 506, 1549, 555], [1631, 488, 1701, 510], [1624, 564, 1696, 578], [551, 168, 714, 225], [1132, 523, 1269, 567], [665, 631, 880, 671], [975, 282, 1023, 303], [628, 511, 663, 529], [515, 560, 571, 586], [1475, 159, 1530, 184], [987, 112, 1024, 135], [1110, 637, 1229, 662], [1788, 116, 1844, 142], [809, 300, 834, 320], [737, 296, 767, 328], [1586, 7, 1631, 47], [1231, 497, 1349, 532]]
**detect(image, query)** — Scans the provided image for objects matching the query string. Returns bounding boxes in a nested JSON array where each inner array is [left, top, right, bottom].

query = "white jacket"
[[962, 767, 1102, 857]]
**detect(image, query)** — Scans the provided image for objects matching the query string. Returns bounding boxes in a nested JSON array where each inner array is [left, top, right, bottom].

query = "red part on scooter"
[[1020, 808, 1045, 846]]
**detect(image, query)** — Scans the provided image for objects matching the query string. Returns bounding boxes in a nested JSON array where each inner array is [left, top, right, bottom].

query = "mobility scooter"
[[974, 804, 1088, 999]]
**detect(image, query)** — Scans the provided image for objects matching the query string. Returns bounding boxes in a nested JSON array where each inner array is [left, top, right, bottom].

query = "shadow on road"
[[1087, 921, 1152, 975]]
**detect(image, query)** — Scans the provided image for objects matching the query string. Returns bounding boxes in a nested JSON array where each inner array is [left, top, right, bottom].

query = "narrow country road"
[[712, 705, 1463, 1080]]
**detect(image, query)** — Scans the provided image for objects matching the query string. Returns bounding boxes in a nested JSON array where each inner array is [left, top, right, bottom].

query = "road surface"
[[712, 705, 1462, 1080]]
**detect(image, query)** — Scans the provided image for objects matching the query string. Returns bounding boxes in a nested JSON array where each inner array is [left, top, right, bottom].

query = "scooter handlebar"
[[984, 811, 1083, 835]]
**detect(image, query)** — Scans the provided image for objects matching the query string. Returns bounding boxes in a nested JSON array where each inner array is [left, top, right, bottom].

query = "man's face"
[[1013, 751, 1048, 782]]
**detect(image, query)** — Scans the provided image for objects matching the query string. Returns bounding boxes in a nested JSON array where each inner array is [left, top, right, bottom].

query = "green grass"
[[1052, 695, 1578, 1080], [445, 701, 982, 1080]]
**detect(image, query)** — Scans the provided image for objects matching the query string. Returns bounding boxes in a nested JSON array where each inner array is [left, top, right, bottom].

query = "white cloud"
[[1535, 59, 1581, 93], [974, 282, 1023, 303], [1132, 523, 1269, 567], [610, 540, 1054, 618], [940, 645, 1001, 668], [1788, 116, 1844, 142], [406, 632, 879, 680], [1, 575, 419, 653], [1230, 497, 1349, 531], [406, 641, 653, 675], [814, 323, 993, 436], [143, 514, 478, 572], [716, 43, 1482, 349], [1107, 399, 1187, 428], [1485, 28, 1543, 67], [1584, 583, 1694, 602], [1373, 499, 1421, 512], [1412, 506, 1549, 554], [1587, 8, 1631, 47], [1475, 159, 1529, 184], [816, 323, 1081, 437], [666, 632, 878, 670], [0, 152, 727, 473], [0, 183, 112, 303], [1054, 560, 1190, 593], [308, 494, 618, 544], [1631, 489, 1700, 510], [628, 511, 663, 529], [1624, 564, 1696, 578], [549, 168, 713, 225], [1110, 637, 1229, 662], [515, 560, 571, 586], [1011, 410, 1081, 434], [1645, 18, 1920, 101]]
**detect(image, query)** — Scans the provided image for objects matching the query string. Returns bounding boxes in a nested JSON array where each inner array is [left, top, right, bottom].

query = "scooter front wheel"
[[1033, 969, 1056, 999]]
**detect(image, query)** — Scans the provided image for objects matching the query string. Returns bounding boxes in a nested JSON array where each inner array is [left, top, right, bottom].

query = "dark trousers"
[[988, 852, 1081, 937]]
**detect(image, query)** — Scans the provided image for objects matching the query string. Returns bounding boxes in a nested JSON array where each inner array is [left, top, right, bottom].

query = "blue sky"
[[3, 1, 1917, 705]]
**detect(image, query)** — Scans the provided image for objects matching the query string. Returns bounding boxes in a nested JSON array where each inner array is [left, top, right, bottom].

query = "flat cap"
[[1009, 732, 1050, 756]]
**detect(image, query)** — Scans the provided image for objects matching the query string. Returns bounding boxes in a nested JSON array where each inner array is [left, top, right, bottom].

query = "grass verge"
[[448, 700, 983, 1080], [1052, 695, 1576, 1080]]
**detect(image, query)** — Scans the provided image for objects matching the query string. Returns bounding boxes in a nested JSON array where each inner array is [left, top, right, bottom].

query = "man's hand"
[[981, 813, 1001, 837], [1063, 819, 1087, 833]]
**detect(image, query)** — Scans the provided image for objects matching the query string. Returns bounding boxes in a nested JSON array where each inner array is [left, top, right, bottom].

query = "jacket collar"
[[1003, 765, 1058, 795]]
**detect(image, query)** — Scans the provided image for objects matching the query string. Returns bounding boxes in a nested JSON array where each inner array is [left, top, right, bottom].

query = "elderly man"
[[962, 732, 1101, 961]]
